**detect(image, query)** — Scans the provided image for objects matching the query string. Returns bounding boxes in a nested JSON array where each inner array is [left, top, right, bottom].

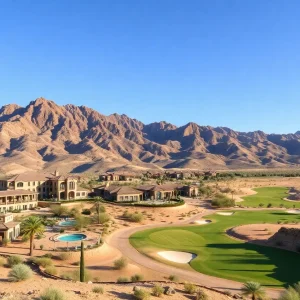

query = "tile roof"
[[7, 172, 78, 182], [0, 221, 20, 231]]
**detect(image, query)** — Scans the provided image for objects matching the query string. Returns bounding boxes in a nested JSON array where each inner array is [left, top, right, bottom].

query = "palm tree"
[[241, 281, 266, 300], [279, 282, 300, 300], [21, 216, 44, 256]]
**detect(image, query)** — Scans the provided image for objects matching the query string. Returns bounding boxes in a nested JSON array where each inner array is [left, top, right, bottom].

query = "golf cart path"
[[107, 206, 282, 299]]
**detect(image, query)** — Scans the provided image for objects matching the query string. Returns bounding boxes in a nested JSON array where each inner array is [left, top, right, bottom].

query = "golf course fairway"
[[130, 210, 300, 287]]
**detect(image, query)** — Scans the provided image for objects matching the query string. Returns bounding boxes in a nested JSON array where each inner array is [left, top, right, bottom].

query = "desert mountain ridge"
[[0, 97, 300, 175]]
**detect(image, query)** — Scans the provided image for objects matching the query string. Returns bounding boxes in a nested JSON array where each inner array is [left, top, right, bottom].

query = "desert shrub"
[[50, 205, 69, 217], [211, 194, 235, 208], [57, 252, 71, 261], [152, 284, 164, 297], [8, 264, 33, 282], [82, 209, 91, 215], [40, 244, 44, 250], [0, 256, 6, 266], [131, 274, 144, 282], [7, 255, 23, 267], [134, 289, 150, 300], [117, 276, 129, 283], [168, 274, 179, 282], [45, 265, 58, 276], [98, 213, 110, 224], [195, 289, 208, 300], [32, 257, 53, 268], [129, 212, 144, 223], [92, 286, 104, 294], [40, 288, 66, 300], [122, 210, 131, 218], [61, 274, 72, 280], [114, 257, 128, 269], [267, 203, 272, 208], [184, 282, 197, 294]]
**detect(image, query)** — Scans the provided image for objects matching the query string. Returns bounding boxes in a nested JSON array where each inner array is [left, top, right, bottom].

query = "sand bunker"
[[157, 251, 196, 264], [217, 212, 234, 216], [286, 209, 300, 214], [192, 220, 212, 225]]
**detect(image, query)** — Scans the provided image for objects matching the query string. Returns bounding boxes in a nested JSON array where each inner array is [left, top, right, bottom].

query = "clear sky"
[[0, 1, 299, 134]]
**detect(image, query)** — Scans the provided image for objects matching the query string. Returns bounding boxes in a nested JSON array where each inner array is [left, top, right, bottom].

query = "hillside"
[[0, 97, 300, 175]]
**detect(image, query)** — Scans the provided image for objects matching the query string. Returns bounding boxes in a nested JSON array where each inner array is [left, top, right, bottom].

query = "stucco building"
[[0, 213, 20, 242], [0, 171, 89, 201]]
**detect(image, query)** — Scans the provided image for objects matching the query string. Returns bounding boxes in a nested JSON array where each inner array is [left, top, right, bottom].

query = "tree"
[[80, 241, 85, 282], [241, 281, 266, 300], [21, 216, 45, 256]]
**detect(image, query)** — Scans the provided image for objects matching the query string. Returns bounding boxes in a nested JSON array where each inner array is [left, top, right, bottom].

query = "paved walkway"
[[107, 201, 282, 299]]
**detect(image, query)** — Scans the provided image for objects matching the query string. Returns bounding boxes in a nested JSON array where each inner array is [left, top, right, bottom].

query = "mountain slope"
[[0, 97, 299, 174]]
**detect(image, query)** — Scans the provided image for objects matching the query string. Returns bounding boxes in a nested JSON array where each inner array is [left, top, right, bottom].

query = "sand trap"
[[286, 209, 300, 214], [192, 220, 212, 225], [217, 212, 234, 216], [157, 251, 196, 264]]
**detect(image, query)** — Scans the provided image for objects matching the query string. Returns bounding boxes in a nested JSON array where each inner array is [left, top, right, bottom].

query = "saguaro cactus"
[[80, 241, 85, 282]]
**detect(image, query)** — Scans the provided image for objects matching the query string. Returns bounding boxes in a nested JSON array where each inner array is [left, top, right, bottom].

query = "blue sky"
[[0, 1, 299, 133]]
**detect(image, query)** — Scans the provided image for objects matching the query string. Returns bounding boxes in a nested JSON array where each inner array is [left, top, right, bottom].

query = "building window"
[[120, 196, 123, 201], [60, 183, 65, 190], [69, 182, 75, 189], [81, 192, 85, 196], [17, 182, 23, 187], [33, 182, 36, 186], [28, 182, 31, 186], [76, 192, 80, 196]]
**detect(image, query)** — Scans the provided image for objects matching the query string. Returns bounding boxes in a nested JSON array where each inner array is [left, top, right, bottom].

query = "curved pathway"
[[107, 201, 282, 298]]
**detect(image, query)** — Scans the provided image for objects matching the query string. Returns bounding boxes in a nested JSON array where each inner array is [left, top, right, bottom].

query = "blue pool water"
[[57, 233, 87, 242], [59, 220, 76, 227]]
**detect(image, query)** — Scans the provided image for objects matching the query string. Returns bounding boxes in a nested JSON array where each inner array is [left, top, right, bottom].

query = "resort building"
[[0, 190, 38, 213], [0, 213, 21, 241], [94, 184, 143, 201], [94, 183, 198, 202], [99, 172, 136, 182], [0, 171, 89, 201]]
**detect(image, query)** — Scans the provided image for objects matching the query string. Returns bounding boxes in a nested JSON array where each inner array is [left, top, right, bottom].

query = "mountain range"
[[0, 97, 300, 175]]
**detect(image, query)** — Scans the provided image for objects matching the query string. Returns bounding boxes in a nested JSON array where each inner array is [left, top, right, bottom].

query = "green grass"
[[241, 187, 300, 208], [130, 210, 300, 287]]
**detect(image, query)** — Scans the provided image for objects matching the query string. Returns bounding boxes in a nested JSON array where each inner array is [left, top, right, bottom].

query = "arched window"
[[17, 182, 23, 188], [69, 181, 75, 189]]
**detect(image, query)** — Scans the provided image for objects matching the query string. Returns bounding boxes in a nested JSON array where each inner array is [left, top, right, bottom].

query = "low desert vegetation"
[[117, 276, 129, 283], [184, 282, 197, 294], [31, 257, 53, 268], [279, 281, 300, 300], [152, 284, 164, 297], [114, 257, 128, 269], [134, 288, 150, 300], [241, 281, 266, 300], [168, 274, 179, 282], [45, 265, 58, 276], [7, 255, 23, 267], [8, 264, 33, 282], [57, 252, 71, 261], [131, 274, 144, 282], [195, 289, 209, 300], [92, 286, 104, 294], [40, 288, 66, 300], [50, 205, 69, 217], [211, 193, 235, 208]]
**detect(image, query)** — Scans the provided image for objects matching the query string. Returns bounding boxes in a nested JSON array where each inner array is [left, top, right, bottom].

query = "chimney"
[[55, 170, 59, 176]]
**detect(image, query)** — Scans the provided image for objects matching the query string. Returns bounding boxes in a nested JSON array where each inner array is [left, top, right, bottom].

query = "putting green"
[[241, 187, 300, 208], [130, 210, 300, 287]]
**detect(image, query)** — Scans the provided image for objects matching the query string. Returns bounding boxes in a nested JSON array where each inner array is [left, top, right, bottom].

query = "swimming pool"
[[56, 233, 87, 242], [58, 220, 76, 227]]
